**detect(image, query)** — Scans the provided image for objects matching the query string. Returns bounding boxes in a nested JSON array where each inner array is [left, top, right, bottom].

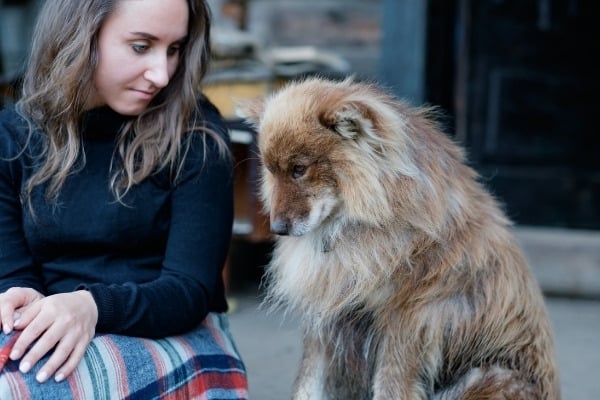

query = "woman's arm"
[[0, 110, 45, 294]]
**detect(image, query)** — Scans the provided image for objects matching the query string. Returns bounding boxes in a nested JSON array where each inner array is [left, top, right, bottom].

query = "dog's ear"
[[235, 97, 266, 126], [320, 101, 375, 140]]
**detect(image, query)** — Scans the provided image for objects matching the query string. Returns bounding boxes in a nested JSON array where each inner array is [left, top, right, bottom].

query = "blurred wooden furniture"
[[203, 61, 275, 293], [204, 61, 274, 244]]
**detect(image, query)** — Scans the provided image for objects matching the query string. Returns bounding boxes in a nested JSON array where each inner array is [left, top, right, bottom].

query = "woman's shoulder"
[[195, 95, 228, 140], [176, 96, 231, 175], [196, 94, 221, 118], [181, 95, 230, 157], [0, 106, 33, 154], [0, 105, 27, 130]]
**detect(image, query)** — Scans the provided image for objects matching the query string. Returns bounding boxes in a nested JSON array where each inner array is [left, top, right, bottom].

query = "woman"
[[0, 0, 248, 398]]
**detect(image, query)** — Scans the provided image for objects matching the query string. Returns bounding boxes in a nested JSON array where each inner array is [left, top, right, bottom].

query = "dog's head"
[[238, 77, 433, 237]]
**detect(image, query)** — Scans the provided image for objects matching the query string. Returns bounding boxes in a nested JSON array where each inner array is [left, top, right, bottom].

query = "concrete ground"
[[227, 226, 600, 399]]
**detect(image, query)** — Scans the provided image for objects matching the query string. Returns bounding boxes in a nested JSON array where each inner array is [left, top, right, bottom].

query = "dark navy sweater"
[[0, 99, 233, 338]]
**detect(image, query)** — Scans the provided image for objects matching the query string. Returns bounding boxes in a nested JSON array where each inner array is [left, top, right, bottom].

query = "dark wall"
[[425, 0, 600, 229]]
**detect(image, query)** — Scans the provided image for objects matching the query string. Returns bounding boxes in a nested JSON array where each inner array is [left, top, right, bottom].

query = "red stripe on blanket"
[[163, 371, 249, 399], [105, 336, 130, 397]]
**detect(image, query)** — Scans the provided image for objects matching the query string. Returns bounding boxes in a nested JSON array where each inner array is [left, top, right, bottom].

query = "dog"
[[239, 77, 560, 399]]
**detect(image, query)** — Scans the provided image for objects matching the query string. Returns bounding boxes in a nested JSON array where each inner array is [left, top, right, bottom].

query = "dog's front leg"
[[371, 335, 431, 400], [292, 332, 330, 400]]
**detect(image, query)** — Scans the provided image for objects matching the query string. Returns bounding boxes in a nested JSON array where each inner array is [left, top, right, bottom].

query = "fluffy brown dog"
[[240, 77, 560, 399]]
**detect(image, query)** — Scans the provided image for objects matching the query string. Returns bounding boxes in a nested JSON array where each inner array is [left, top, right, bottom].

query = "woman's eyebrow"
[[129, 31, 159, 40], [129, 31, 188, 43]]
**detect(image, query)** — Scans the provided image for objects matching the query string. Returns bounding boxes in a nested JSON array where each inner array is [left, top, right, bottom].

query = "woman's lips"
[[131, 89, 155, 100]]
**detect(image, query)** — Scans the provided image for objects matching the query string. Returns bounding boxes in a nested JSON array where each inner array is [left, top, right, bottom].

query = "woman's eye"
[[292, 165, 307, 179], [131, 43, 149, 54], [167, 45, 181, 57]]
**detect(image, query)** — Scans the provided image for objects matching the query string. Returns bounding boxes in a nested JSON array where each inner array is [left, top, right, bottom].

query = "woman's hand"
[[9, 290, 98, 383], [0, 287, 45, 334]]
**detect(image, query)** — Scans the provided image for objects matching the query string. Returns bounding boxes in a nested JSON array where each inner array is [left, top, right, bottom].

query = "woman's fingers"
[[0, 287, 44, 333], [34, 330, 83, 383], [9, 302, 46, 371], [49, 340, 89, 382], [0, 302, 16, 334], [8, 292, 97, 382], [13, 314, 77, 378]]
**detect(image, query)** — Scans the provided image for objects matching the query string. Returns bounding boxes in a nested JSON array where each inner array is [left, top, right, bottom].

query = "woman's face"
[[88, 0, 189, 115]]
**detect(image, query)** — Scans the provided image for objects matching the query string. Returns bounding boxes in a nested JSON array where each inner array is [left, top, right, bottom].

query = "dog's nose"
[[270, 220, 290, 235]]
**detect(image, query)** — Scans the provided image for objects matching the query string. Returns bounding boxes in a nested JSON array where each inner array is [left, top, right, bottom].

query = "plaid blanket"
[[0, 313, 248, 400]]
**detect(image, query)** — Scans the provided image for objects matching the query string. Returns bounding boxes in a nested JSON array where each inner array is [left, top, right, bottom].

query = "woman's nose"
[[143, 54, 170, 89]]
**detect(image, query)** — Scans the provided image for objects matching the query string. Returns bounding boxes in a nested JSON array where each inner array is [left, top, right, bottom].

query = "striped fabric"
[[0, 313, 248, 400]]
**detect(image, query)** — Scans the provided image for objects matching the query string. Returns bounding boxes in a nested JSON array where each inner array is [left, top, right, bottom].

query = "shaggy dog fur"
[[239, 77, 560, 399]]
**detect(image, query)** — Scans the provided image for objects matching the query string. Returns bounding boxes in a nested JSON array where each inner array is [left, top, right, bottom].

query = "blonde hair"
[[16, 0, 226, 204]]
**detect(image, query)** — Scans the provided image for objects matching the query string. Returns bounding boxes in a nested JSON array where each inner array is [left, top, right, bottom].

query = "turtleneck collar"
[[80, 106, 132, 141]]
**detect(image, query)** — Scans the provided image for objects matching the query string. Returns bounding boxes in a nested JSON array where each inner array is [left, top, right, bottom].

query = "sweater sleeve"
[[79, 100, 234, 337], [0, 109, 45, 294]]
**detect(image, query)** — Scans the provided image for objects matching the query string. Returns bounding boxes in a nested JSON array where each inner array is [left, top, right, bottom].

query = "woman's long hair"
[[17, 0, 225, 204]]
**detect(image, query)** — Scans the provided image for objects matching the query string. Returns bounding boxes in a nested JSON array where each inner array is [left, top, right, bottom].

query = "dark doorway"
[[426, 0, 600, 229]]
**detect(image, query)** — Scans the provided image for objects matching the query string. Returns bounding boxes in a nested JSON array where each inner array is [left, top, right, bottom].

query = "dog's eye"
[[292, 165, 307, 179]]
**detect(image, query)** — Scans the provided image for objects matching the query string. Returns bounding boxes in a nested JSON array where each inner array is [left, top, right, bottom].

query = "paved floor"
[[227, 287, 600, 400]]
